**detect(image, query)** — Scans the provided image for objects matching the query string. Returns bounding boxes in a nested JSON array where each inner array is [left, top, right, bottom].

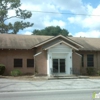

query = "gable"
[[34, 35, 83, 48], [42, 36, 81, 50], [49, 43, 72, 52], [52, 43, 71, 49]]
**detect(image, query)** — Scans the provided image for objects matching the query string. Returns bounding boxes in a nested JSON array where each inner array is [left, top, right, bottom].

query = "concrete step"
[[48, 75, 89, 80], [48, 76, 78, 80]]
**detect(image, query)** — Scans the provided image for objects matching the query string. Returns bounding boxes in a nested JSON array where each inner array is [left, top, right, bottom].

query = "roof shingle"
[[0, 34, 52, 49], [0, 34, 100, 51], [69, 37, 100, 51]]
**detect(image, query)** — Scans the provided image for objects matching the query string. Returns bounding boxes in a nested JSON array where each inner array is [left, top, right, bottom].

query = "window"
[[14, 59, 22, 67], [87, 55, 94, 67], [81, 54, 84, 67], [27, 59, 34, 67]]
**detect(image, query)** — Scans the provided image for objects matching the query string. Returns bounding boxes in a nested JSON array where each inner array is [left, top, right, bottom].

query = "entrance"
[[52, 59, 65, 73]]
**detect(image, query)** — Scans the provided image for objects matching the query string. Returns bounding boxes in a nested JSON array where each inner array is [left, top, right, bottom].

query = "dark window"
[[81, 54, 84, 67], [14, 59, 22, 67], [27, 59, 34, 67], [87, 55, 94, 67]]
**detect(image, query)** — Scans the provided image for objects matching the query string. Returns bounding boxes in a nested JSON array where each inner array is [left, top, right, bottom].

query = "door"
[[53, 59, 65, 73]]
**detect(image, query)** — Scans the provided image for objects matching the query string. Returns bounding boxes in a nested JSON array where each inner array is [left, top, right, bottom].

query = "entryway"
[[47, 43, 73, 76], [52, 59, 66, 74]]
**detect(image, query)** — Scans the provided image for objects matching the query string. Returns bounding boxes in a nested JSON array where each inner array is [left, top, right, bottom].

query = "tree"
[[0, 0, 33, 34], [32, 26, 69, 36]]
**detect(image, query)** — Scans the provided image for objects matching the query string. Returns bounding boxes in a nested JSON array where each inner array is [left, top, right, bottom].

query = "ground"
[[1, 75, 100, 100], [1, 75, 100, 81], [0, 75, 47, 81], [0, 75, 100, 92]]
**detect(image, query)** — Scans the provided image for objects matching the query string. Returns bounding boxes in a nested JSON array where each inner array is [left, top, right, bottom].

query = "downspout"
[[33, 52, 42, 76]]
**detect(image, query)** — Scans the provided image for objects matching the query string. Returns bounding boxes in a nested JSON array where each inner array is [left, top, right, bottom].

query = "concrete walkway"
[[0, 78, 100, 92]]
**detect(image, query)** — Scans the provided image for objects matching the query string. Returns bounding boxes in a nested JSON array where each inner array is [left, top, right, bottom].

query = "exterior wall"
[[0, 49, 34, 75], [1, 48, 100, 76], [72, 51, 81, 75], [77, 51, 99, 75], [35, 46, 47, 75], [97, 52, 100, 71], [47, 43, 72, 76]]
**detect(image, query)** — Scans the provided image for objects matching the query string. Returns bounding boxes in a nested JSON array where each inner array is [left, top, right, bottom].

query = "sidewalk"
[[0, 78, 100, 92]]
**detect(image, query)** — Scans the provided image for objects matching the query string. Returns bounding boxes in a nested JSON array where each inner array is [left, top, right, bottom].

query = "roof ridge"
[[0, 34, 53, 37], [70, 37, 100, 39]]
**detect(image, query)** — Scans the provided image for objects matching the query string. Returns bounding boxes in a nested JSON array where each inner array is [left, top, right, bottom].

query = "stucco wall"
[[72, 51, 81, 75], [97, 52, 100, 71], [1, 48, 100, 76], [35, 46, 47, 75], [77, 51, 99, 75], [0, 49, 34, 75]]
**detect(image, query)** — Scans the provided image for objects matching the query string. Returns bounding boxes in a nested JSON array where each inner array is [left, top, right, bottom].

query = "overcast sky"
[[8, 0, 100, 37]]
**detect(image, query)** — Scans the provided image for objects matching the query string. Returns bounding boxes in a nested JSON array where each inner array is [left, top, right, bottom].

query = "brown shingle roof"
[[34, 35, 83, 48], [0, 34, 100, 51], [0, 34, 52, 49], [69, 37, 100, 51]]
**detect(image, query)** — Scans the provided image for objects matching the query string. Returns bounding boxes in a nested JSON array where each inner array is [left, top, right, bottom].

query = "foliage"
[[11, 69, 22, 76], [32, 26, 69, 36], [0, 0, 33, 34], [86, 67, 96, 75], [97, 70, 100, 76], [0, 64, 5, 75]]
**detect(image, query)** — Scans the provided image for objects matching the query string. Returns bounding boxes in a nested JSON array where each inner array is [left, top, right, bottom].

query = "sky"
[[7, 0, 100, 37]]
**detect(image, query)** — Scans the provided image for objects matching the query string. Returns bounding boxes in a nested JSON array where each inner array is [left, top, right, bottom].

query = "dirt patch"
[[0, 75, 48, 81], [89, 76, 100, 79]]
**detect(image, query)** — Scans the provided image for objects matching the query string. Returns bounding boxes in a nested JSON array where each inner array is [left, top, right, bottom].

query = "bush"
[[0, 64, 5, 75], [97, 71, 100, 76], [86, 68, 96, 75], [11, 69, 22, 76]]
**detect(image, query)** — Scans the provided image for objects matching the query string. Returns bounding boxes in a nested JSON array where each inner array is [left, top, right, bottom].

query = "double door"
[[52, 59, 65, 73]]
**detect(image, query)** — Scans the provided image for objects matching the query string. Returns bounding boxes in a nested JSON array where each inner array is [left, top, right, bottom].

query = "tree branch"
[[4, 16, 22, 21]]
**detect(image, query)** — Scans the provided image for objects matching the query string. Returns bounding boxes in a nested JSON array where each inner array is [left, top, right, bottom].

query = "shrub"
[[97, 71, 100, 76], [86, 68, 96, 75], [0, 64, 5, 75], [11, 69, 22, 76]]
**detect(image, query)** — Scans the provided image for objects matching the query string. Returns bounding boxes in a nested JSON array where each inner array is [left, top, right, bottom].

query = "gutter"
[[75, 52, 82, 57]]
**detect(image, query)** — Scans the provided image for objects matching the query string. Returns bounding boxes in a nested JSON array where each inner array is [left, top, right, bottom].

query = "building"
[[0, 34, 100, 76]]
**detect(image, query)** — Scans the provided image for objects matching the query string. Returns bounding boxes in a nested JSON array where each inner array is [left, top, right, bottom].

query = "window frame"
[[14, 59, 22, 67], [87, 54, 94, 67], [27, 59, 34, 67], [81, 54, 84, 67]]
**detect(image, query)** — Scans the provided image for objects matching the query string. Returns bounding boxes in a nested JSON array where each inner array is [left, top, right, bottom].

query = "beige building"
[[0, 34, 99, 76]]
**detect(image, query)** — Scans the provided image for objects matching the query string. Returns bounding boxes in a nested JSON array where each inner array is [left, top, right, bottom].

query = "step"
[[48, 75, 89, 80]]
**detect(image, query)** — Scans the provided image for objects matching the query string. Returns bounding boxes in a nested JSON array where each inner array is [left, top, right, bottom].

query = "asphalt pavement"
[[0, 89, 100, 100]]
